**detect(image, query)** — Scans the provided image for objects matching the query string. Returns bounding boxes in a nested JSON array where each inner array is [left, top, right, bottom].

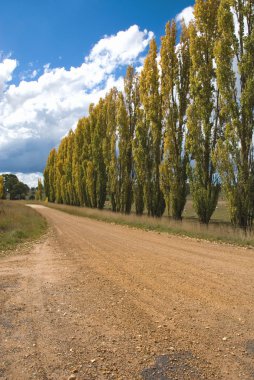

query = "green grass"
[[0, 201, 47, 255], [29, 200, 254, 248], [182, 197, 230, 223]]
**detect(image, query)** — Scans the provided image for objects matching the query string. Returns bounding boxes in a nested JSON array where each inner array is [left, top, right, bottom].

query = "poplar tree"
[[81, 116, 93, 208], [0, 176, 4, 199], [186, 0, 221, 224], [123, 66, 140, 213], [215, 0, 254, 229], [44, 159, 50, 201], [55, 137, 68, 204], [72, 119, 86, 206], [66, 130, 76, 205], [88, 101, 107, 209], [44, 148, 57, 202], [36, 179, 43, 201], [117, 92, 131, 213], [54, 132, 74, 205], [133, 107, 146, 215], [128, 73, 145, 216], [95, 100, 107, 209], [139, 39, 165, 217], [85, 107, 98, 208], [103, 88, 120, 211], [160, 21, 190, 219]]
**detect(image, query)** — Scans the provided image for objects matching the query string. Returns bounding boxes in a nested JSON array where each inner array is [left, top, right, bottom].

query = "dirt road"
[[0, 205, 254, 380]]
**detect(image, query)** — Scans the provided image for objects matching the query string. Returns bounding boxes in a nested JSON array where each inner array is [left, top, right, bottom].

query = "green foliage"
[[117, 92, 132, 213], [90, 100, 107, 209], [186, 0, 221, 224], [103, 88, 120, 212], [43, 1, 254, 230], [214, 0, 254, 229], [132, 79, 145, 216], [44, 149, 57, 202], [139, 39, 165, 217], [160, 21, 190, 220], [122, 66, 139, 214], [2, 174, 29, 200], [55, 136, 68, 204], [35, 179, 43, 201], [0, 176, 4, 199], [72, 119, 87, 206]]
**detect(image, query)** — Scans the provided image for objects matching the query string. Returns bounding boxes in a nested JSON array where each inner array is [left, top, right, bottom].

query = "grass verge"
[[30, 201, 254, 248], [0, 201, 47, 256]]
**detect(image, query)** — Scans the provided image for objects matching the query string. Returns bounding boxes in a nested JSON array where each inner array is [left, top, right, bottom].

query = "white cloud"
[[31, 69, 38, 79], [176, 6, 194, 26], [0, 25, 153, 176], [0, 58, 17, 93], [16, 172, 43, 188], [89, 25, 153, 65]]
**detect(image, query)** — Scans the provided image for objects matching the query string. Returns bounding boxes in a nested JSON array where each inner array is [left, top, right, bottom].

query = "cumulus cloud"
[[0, 25, 153, 177], [16, 172, 43, 187], [176, 6, 194, 26], [89, 26, 154, 66], [0, 58, 17, 93]]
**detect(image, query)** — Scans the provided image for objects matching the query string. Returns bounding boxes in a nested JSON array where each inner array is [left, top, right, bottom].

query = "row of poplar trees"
[[44, 0, 254, 229]]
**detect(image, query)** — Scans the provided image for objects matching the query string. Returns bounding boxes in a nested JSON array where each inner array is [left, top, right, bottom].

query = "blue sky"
[[0, 0, 194, 186]]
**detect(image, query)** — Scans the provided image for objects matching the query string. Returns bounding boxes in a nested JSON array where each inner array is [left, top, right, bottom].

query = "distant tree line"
[[44, 0, 254, 230], [0, 174, 44, 201], [0, 174, 29, 200]]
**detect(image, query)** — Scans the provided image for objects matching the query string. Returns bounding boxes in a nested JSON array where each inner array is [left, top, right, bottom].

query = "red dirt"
[[0, 205, 253, 380]]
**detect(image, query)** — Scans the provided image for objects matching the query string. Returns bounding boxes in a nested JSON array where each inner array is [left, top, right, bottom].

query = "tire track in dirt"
[[0, 205, 254, 379]]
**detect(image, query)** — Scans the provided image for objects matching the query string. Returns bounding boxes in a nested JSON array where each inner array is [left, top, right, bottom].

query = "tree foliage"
[[186, 0, 221, 224], [160, 21, 190, 220], [43, 2, 254, 229], [44, 149, 57, 202], [139, 39, 165, 217], [2, 174, 29, 200], [0, 176, 4, 199], [215, 0, 254, 229], [35, 179, 44, 201]]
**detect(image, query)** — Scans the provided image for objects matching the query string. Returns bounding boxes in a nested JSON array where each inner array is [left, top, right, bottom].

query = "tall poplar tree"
[[139, 39, 165, 217], [89, 101, 107, 209], [117, 92, 131, 213], [160, 21, 190, 219], [215, 0, 254, 229], [81, 116, 93, 208], [55, 137, 68, 204], [133, 108, 147, 215], [123, 66, 140, 213], [132, 77, 146, 216], [36, 179, 43, 201], [0, 176, 4, 199], [73, 118, 90, 207], [127, 72, 146, 216], [44, 148, 57, 202], [103, 88, 120, 211], [186, 0, 221, 224], [66, 130, 76, 205]]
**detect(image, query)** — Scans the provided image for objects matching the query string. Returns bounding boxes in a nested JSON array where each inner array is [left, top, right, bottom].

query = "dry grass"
[[0, 201, 47, 254], [30, 200, 254, 248]]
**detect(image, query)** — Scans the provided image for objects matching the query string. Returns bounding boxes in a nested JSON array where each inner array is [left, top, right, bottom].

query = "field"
[[0, 201, 47, 255]]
